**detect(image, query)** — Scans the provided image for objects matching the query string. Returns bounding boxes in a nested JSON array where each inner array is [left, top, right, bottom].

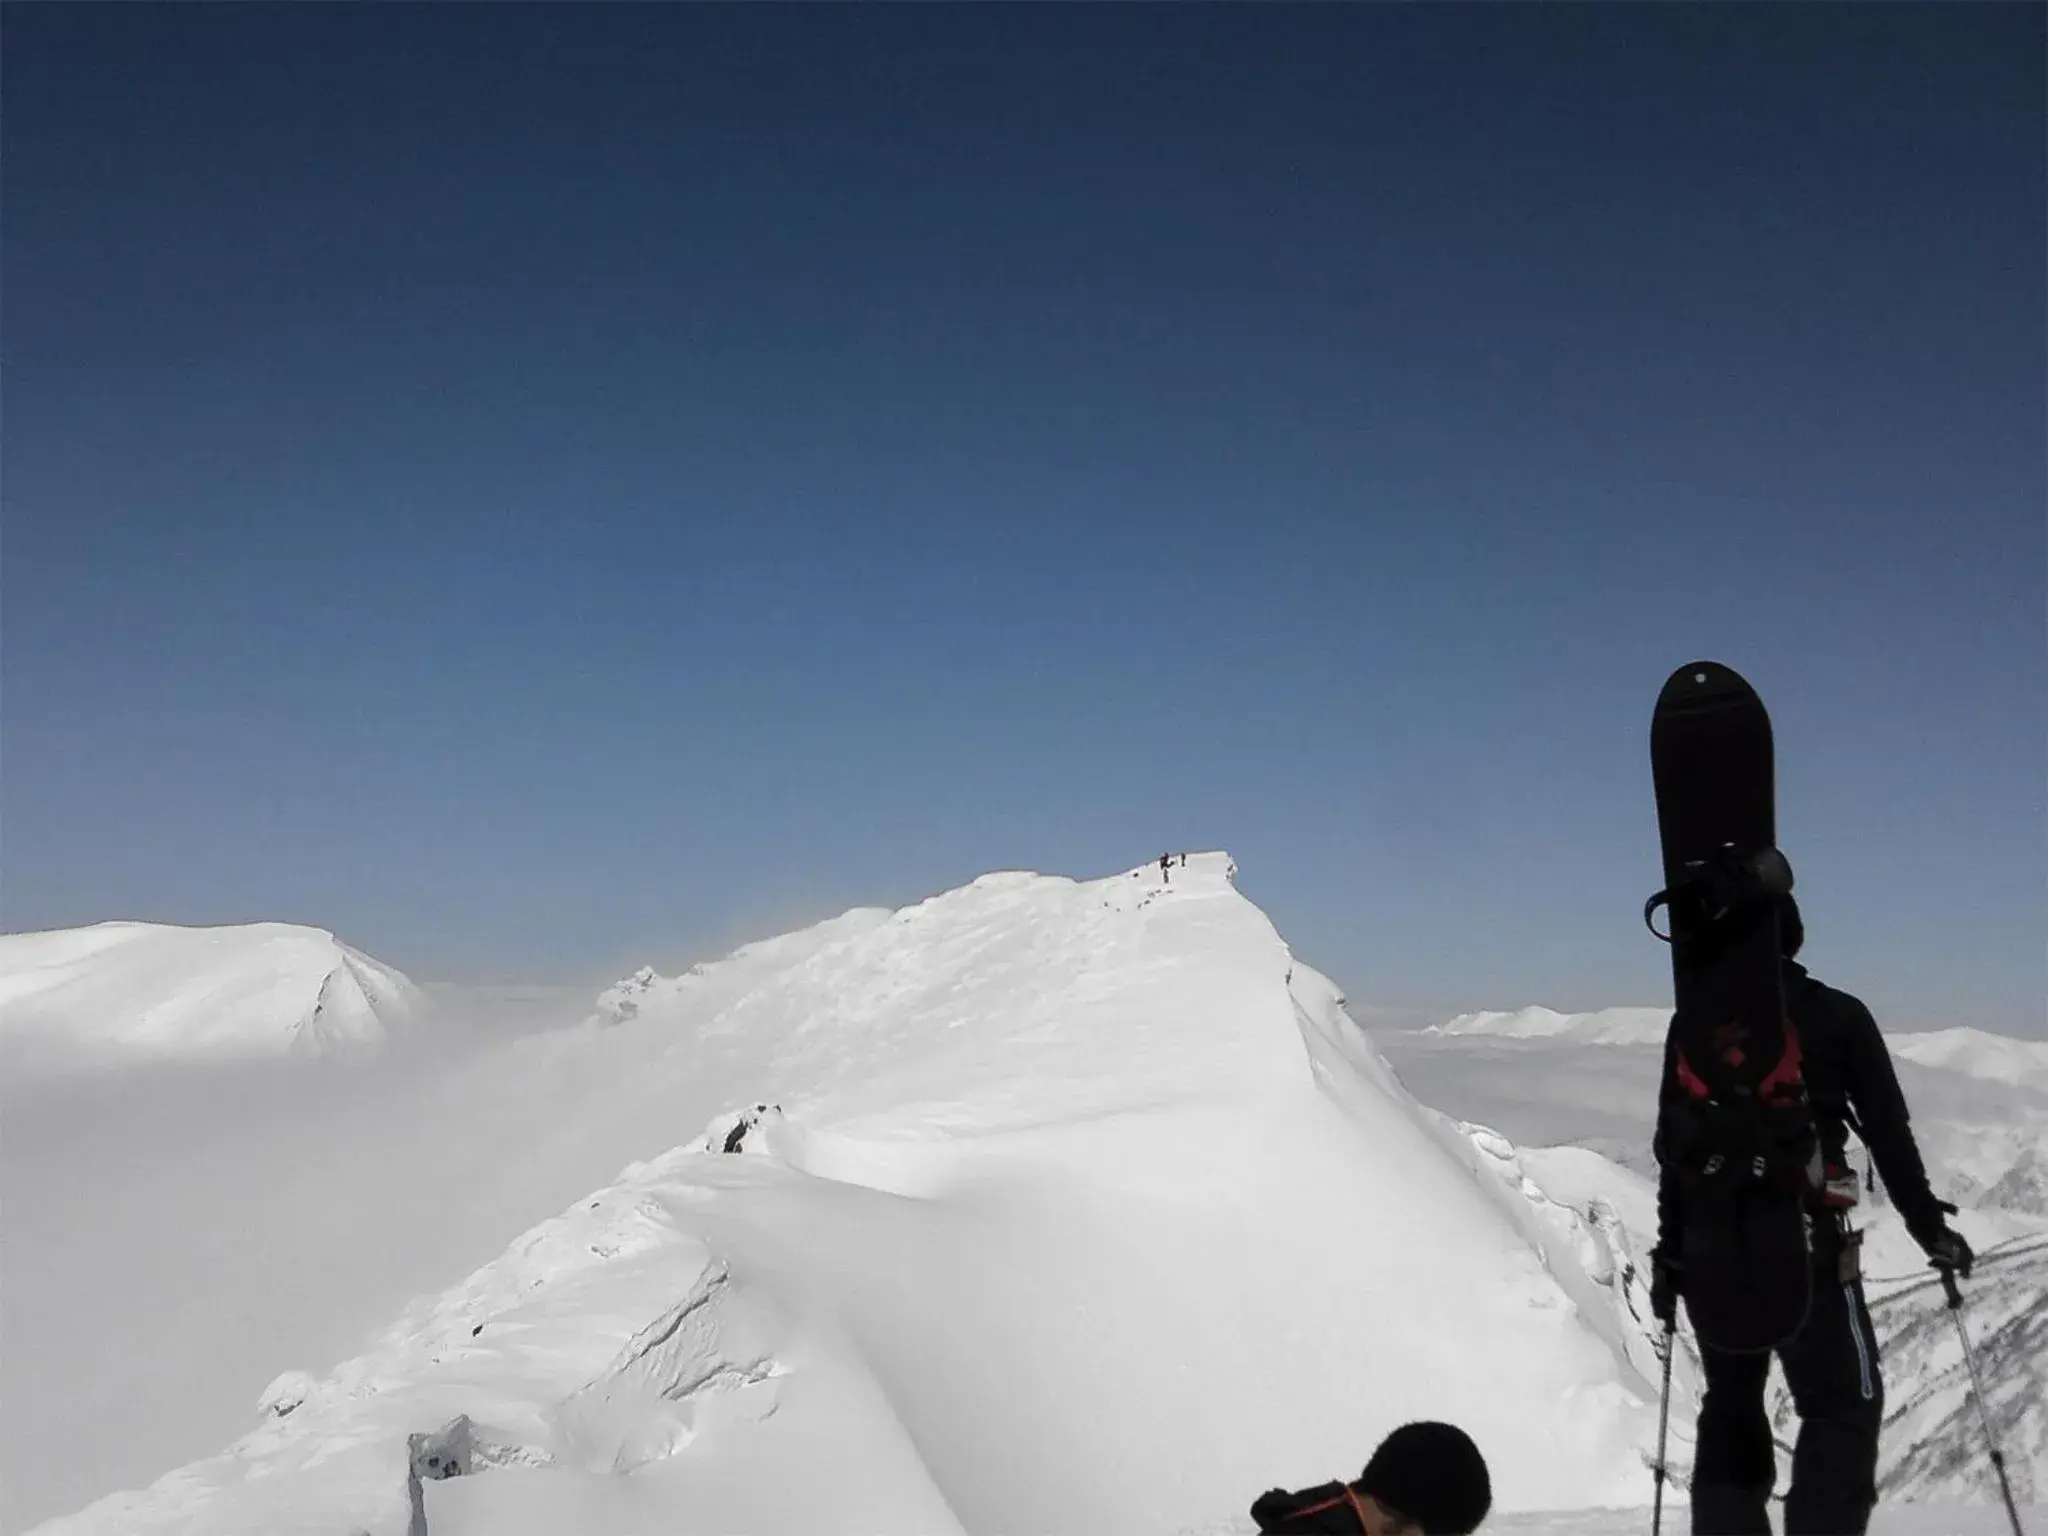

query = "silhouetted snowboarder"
[[1651, 895, 1969, 1536]]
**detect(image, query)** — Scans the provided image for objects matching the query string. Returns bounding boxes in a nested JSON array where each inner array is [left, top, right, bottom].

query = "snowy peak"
[[570, 852, 1279, 1134], [1430, 1004, 1671, 1045], [0, 920, 423, 1074]]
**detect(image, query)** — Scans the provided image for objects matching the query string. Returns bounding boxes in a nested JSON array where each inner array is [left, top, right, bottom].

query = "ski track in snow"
[[7, 857, 2044, 1535]]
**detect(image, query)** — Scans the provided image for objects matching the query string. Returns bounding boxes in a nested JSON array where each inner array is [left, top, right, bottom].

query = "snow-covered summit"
[[0, 920, 422, 1074], [1429, 1004, 1671, 1045], [34, 852, 1669, 1535]]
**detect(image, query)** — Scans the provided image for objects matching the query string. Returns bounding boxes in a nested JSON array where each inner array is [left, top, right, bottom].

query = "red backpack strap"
[[1288, 1491, 1350, 1519], [1756, 1020, 1804, 1103], [1675, 1047, 1711, 1100]]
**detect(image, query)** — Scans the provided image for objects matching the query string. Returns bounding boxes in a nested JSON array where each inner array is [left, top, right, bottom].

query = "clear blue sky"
[[4, 7, 2042, 1034]]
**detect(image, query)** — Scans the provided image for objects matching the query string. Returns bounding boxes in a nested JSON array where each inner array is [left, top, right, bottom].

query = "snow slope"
[[0, 921, 422, 1072], [19, 865, 2041, 1535], [31, 854, 1669, 1535], [1860, 1236, 2048, 1507]]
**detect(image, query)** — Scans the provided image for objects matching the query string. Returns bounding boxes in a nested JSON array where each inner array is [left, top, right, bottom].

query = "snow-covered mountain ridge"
[[0, 921, 422, 1072], [15, 862, 2042, 1535], [31, 854, 1669, 1535]]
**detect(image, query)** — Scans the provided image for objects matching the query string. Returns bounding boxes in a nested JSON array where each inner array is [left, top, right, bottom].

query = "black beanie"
[[1355, 1421, 1492, 1535]]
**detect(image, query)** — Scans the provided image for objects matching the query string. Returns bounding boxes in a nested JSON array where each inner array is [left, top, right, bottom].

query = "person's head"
[[1354, 1421, 1491, 1535]]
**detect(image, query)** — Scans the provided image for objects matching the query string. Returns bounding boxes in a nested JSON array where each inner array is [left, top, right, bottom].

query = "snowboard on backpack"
[[1647, 661, 1821, 1354]]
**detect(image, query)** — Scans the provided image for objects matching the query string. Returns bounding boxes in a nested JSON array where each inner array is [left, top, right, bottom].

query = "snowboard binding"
[[1642, 844, 1795, 944]]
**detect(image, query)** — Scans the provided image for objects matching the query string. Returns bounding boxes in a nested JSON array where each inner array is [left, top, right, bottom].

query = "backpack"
[[1661, 990, 1828, 1352]]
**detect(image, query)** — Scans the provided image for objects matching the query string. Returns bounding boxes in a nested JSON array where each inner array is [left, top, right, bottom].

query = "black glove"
[[1649, 1248, 1682, 1327], [1915, 1200, 1974, 1280], [1926, 1226, 1974, 1279]]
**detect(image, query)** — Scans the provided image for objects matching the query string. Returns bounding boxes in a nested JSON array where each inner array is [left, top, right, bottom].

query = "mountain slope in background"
[[1888, 1028, 2048, 1091], [13, 866, 2043, 1535], [1432, 1007, 2047, 1077], [0, 922, 423, 1073], [31, 855, 1668, 1535], [1430, 1005, 1671, 1045]]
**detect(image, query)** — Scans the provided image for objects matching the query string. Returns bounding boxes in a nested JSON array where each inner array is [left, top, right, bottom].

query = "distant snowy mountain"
[[31, 854, 1670, 1535], [1430, 1004, 1671, 1045], [0, 921, 422, 1073], [1428, 1012, 2048, 1089], [1890, 1027, 2048, 1091]]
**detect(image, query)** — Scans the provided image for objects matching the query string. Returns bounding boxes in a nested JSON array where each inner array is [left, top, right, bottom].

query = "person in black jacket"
[[1649, 894, 1973, 1536], [1250, 1421, 1491, 1535]]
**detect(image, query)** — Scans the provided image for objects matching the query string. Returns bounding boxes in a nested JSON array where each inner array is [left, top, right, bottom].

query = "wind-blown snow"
[[0, 921, 421, 1073], [29, 855, 1666, 1535]]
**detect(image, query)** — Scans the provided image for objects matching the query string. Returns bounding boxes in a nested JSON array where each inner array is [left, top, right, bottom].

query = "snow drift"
[[32, 854, 1669, 1535], [0, 921, 422, 1074]]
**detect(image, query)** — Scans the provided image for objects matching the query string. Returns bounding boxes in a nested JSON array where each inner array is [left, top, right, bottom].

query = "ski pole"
[[1652, 1317, 1676, 1536], [1938, 1264, 2025, 1536]]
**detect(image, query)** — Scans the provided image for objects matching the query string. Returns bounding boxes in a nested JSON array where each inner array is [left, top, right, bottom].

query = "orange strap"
[[1342, 1485, 1376, 1529], [1283, 1484, 1376, 1532]]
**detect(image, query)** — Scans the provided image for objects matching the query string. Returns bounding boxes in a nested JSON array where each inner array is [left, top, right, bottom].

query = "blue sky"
[[5, 7, 2042, 1034]]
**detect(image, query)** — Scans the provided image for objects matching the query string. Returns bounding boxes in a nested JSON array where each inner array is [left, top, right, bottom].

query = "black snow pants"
[[1691, 1225, 1884, 1536]]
